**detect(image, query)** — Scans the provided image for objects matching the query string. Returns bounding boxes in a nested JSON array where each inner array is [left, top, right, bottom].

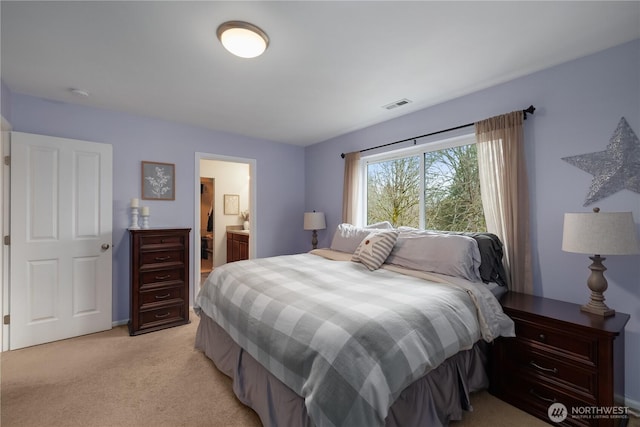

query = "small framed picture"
[[142, 161, 175, 200], [224, 194, 239, 215]]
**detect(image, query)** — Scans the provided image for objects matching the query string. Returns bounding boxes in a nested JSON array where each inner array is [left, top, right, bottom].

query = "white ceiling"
[[2, 1, 639, 146]]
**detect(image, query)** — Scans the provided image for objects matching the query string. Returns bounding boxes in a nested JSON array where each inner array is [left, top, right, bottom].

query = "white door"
[[9, 132, 112, 349]]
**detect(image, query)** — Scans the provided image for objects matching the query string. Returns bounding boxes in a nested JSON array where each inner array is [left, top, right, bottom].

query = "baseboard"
[[112, 319, 128, 327], [626, 396, 640, 416]]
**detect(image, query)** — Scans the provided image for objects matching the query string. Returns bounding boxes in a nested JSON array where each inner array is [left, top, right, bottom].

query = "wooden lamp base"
[[580, 255, 615, 317]]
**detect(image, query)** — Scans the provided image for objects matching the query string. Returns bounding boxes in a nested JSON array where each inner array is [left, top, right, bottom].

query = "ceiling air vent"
[[383, 98, 412, 110]]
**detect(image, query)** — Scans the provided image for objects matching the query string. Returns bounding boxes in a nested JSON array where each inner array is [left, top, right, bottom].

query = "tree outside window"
[[365, 141, 486, 232], [367, 156, 420, 227]]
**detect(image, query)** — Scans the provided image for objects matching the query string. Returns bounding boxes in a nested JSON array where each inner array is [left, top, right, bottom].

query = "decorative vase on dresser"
[[129, 228, 191, 336], [490, 292, 629, 427]]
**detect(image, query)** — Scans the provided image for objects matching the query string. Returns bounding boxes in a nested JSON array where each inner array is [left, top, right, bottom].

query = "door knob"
[[101, 243, 110, 250]]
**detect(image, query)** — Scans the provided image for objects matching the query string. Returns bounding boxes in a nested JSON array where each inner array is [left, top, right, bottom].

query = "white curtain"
[[476, 111, 533, 294], [342, 151, 361, 224]]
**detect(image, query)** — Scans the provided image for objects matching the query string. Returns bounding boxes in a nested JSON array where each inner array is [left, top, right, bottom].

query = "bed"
[[195, 224, 515, 427]]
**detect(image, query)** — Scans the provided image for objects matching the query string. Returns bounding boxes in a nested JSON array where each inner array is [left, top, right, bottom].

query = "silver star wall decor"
[[562, 117, 640, 206]]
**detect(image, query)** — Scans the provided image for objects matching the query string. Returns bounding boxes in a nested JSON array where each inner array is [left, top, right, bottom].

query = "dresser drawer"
[[139, 285, 184, 309], [139, 249, 184, 267], [139, 234, 186, 248], [514, 319, 597, 366], [139, 304, 186, 330], [140, 268, 184, 288], [503, 338, 597, 400]]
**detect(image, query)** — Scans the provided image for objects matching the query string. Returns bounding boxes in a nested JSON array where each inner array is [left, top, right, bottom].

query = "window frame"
[[361, 132, 477, 229]]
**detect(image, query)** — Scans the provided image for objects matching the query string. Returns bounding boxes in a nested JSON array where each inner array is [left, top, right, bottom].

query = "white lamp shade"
[[562, 211, 640, 255], [304, 212, 326, 231]]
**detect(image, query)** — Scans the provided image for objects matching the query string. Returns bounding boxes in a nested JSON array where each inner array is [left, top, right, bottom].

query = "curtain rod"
[[340, 105, 535, 158]]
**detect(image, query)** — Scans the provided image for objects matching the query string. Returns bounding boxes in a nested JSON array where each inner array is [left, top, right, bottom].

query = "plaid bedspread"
[[195, 252, 514, 427]]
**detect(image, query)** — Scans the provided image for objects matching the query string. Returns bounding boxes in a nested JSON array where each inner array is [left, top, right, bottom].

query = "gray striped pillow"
[[352, 230, 399, 270]]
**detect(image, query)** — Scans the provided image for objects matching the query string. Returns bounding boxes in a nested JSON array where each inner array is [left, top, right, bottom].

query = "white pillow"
[[366, 221, 394, 230], [385, 232, 482, 282], [352, 230, 399, 271], [330, 222, 393, 254]]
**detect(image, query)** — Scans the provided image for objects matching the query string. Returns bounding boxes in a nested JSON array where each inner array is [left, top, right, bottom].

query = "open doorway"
[[200, 177, 214, 276], [194, 153, 256, 295]]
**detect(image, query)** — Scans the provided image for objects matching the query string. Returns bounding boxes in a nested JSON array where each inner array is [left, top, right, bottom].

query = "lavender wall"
[[306, 39, 640, 405], [8, 94, 308, 323], [1, 80, 11, 123]]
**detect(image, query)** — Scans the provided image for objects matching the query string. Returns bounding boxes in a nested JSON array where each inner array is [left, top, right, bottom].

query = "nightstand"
[[491, 292, 629, 427]]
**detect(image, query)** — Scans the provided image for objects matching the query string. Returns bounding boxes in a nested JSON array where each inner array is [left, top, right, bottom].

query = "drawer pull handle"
[[160, 239, 166, 243], [154, 312, 171, 319], [155, 256, 171, 261], [529, 361, 558, 374], [529, 388, 556, 404], [538, 334, 546, 341], [155, 293, 171, 300], [155, 274, 171, 280]]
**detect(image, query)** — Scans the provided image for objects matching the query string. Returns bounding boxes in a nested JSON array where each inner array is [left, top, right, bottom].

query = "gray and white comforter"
[[195, 250, 514, 427]]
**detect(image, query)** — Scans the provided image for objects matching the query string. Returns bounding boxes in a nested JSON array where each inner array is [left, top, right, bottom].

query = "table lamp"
[[304, 211, 326, 249], [562, 208, 640, 316]]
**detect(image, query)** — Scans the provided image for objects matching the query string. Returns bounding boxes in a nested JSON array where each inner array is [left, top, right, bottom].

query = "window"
[[363, 134, 486, 232], [366, 154, 421, 227]]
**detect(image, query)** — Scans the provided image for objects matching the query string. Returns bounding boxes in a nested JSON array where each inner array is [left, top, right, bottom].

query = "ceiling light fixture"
[[217, 21, 269, 59], [70, 88, 89, 97]]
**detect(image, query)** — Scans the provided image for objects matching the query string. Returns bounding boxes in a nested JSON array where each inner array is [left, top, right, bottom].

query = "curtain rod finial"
[[523, 105, 536, 119], [341, 153, 345, 159]]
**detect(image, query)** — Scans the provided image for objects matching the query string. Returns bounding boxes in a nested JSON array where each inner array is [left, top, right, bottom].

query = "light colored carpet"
[[1, 314, 260, 427], [0, 313, 633, 427]]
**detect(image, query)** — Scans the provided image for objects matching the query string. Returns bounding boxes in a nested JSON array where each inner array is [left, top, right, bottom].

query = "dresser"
[[226, 230, 249, 263], [491, 292, 629, 427], [129, 228, 191, 336]]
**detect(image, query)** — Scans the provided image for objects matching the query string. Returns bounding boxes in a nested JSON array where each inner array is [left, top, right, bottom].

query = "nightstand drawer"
[[500, 373, 593, 426], [515, 319, 597, 365], [505, 339, 597, 399]]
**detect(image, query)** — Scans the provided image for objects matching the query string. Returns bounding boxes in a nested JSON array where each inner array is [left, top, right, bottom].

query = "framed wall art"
[[224, 194, 239, 215], [142, 161, 175, 200]]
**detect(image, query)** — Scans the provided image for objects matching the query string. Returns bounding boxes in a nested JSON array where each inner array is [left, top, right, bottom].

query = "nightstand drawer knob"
[[529, 361, 558, 374], [538, 333, 546, 341], [529, 388, 557, 404]]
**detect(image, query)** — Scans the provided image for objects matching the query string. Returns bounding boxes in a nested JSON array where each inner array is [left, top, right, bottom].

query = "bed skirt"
[[195, 312, 489, 427]]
